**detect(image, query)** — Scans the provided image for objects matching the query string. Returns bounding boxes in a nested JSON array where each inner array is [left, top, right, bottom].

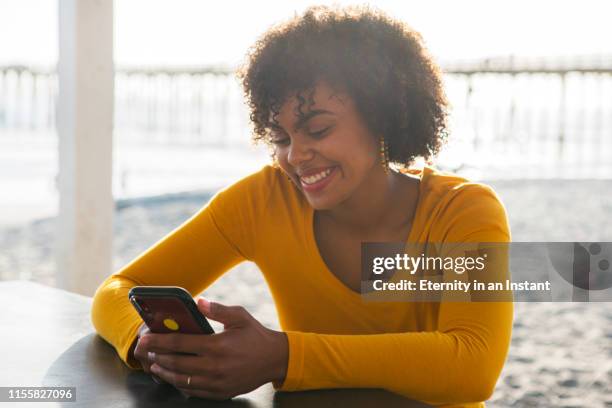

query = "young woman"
[[91, 6, 512, 407]]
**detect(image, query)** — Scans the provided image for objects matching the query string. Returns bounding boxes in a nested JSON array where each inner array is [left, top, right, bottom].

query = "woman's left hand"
[[139, 297, 288, 400]]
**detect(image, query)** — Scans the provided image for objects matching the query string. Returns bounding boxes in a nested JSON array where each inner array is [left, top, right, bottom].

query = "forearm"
[[276, 302, 512, 406], [90, 202, 248, 368]]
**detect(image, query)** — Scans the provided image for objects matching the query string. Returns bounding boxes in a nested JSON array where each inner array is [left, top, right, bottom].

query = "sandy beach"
[[1, 177, 611, 407]]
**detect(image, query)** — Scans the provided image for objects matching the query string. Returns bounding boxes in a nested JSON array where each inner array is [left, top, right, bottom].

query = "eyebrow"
[[271, 109, 335, 133]]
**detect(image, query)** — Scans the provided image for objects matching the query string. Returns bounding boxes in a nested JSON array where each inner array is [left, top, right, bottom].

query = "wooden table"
[[0, 281, 431, 407]]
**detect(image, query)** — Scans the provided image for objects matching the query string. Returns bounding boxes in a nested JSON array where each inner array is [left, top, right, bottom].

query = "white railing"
[[1, 57, 612, 176]]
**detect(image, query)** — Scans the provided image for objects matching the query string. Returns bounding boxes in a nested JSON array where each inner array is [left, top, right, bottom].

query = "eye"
[[270, 137, 290, 146], [269, 128, 290, 146], [307, 125, 333, 138]]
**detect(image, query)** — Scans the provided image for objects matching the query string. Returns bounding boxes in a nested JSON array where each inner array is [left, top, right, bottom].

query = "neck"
[[320, 167, 406, 234]]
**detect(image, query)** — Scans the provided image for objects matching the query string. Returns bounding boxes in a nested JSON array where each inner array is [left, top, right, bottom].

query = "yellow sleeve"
[[90, 171, 265, 369], [275, 184, 513, 406]]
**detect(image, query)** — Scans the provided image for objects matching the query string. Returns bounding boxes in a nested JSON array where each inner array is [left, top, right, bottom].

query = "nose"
[[287, 137, 315, 167]]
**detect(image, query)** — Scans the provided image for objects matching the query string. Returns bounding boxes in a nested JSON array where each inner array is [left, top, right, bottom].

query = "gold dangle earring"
[[379, 135, 390, 174], [271, 152, 280, 169]]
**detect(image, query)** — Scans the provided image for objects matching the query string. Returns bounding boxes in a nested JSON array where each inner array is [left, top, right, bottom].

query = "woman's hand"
[[131, 322, 167, 383], [139, 297, 289, 400]]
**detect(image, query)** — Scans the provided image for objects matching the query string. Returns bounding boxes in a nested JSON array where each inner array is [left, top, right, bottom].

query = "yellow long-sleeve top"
[[91, 165, 513, 407]]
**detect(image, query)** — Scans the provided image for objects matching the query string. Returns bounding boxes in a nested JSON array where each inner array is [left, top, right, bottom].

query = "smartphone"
[[128, 286, 214, 335]]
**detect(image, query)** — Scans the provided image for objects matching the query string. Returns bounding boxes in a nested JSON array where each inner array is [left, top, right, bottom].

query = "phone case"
[[128, 286, 214, 335]]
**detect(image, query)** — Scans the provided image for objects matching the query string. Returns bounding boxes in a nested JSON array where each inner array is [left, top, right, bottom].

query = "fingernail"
[[148, 351, 156, 362], [150, 363, 160, 374]]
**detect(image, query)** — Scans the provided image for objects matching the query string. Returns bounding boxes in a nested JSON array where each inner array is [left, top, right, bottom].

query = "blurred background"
[[1, 1, 611, 406]]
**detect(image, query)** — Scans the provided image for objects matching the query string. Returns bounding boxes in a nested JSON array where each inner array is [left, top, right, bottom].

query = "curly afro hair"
[[237, 4, 449, 168]]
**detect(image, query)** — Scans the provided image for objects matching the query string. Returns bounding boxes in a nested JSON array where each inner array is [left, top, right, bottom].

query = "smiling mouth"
[[299, 167, 334, 185]]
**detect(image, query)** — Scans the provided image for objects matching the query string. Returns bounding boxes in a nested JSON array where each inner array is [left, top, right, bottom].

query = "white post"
[[56, 0, 114, 296]]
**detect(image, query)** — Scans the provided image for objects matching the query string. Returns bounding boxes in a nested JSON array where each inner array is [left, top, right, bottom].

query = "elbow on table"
[[446, 361, 501, 404], [463, 374, 498, 403], [417, 372, 496, 406], [415, 340, 504, 405], [90, 275, 128, 337], [390, 356, 501, 405], [392, 369, 498, 406], [443, 328, 509, 403], [90, 278, 110, 336]]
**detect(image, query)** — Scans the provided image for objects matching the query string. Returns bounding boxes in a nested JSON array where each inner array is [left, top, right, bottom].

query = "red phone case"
[[129, 286, 214, 334]]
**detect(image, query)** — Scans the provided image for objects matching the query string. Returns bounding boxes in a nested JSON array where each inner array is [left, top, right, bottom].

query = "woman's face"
[[271, 82, 382, 210]]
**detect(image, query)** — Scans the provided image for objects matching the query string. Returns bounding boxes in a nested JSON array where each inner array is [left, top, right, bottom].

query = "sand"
[[1, 179, 611, 407]]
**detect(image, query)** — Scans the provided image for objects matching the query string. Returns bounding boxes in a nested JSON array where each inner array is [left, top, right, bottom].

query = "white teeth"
[[300, 168, 333, 185]]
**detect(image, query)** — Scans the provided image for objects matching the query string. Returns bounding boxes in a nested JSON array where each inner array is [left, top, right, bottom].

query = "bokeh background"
[[1, 1, 611, 406]]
